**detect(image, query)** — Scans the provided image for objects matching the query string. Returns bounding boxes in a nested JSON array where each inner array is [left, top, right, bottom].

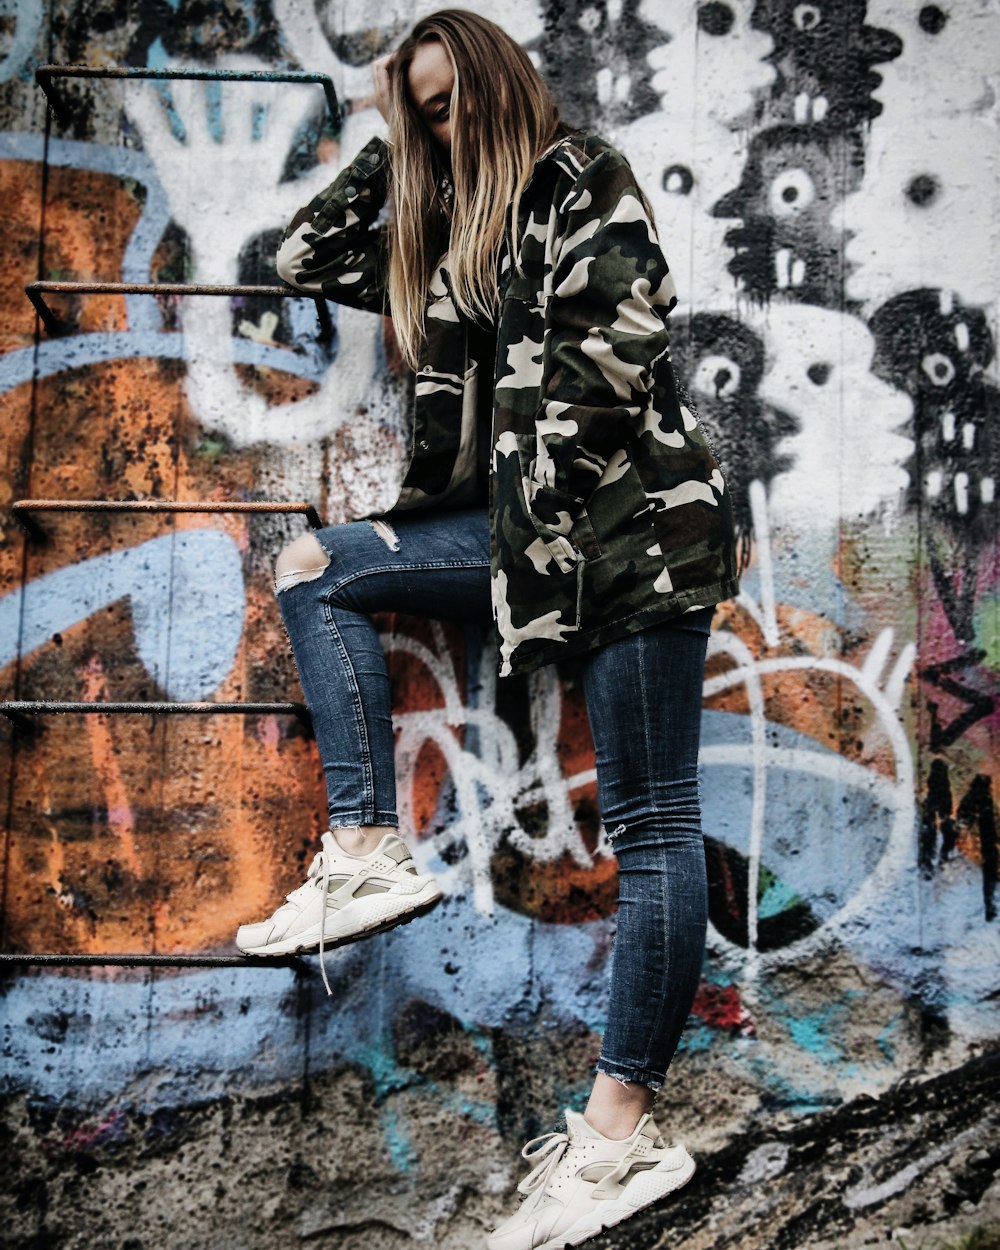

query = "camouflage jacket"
[[277, 135, 739, 677]]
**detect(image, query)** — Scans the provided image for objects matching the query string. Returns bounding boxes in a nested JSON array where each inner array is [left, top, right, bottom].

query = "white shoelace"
[[274, 841, 336, 996], [297, 830, 417, 996], [515, 1126, 645, 1208], [314, 837, 335, 997], [516, 1131, 571, 1203]]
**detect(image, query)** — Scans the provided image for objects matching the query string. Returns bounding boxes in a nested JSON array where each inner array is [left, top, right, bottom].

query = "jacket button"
[[418, 439, 430, 450], [345, 185, 357, 196], [420, 364, 433, 374]]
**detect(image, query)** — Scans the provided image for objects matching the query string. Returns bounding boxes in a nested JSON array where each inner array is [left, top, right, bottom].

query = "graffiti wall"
[[1, 1, 998, 1247]]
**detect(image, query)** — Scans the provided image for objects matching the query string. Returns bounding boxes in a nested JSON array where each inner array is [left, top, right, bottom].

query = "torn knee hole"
[[369, 519, 400, 551], [274, 532, 330, 593]]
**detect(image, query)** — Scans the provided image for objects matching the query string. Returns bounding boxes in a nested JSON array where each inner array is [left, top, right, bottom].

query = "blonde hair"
[[386, 9, 567, 368]]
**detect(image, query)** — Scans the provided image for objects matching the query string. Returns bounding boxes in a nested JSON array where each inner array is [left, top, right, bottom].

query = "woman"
[[238, 10, 739, 1247]]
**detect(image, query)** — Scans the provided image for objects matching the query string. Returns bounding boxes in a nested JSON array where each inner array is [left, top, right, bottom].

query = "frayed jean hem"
[[328, 811, 399, 830], [596, 1055, 664, 1092]]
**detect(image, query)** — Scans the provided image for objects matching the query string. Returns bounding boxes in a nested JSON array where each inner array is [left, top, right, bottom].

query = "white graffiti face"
[[751, 305, 913, 527], [614, 113, 747, 311], [640, 0, 776, 126], [867, 0, 1000, 119], [614, 0, 775, 309], [841, 115, 999, 309]]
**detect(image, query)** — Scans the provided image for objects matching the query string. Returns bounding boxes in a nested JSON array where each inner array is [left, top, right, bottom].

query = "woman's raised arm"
[[275, 135, 391, 314]]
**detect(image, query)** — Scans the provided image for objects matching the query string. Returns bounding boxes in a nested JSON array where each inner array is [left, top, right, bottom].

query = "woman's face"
[[407, 39, 455, 151]]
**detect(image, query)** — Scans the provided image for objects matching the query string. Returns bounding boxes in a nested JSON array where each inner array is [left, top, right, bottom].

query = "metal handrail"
[[11, 497, 323, 540], [1, 701, 309, 719], [24, 279, 333, 340], [35, 63, 341, 125], [0, 952, 303, 968]]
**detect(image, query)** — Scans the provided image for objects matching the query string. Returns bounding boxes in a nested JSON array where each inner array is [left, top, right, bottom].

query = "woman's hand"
[[372, 54, 394, 123]]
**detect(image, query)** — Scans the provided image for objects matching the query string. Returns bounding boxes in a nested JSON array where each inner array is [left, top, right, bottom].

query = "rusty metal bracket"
[[25, 280, 334, 341], [11, 498, 323, 535], [35, 63, 341, 127]]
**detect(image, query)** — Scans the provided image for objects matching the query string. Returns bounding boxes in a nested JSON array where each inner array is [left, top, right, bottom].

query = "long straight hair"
[[386, 9, 568, 368]]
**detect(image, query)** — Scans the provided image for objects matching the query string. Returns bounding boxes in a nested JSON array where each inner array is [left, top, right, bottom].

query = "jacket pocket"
[[513, 434, 602, 572], [493, 431, 589, 644]]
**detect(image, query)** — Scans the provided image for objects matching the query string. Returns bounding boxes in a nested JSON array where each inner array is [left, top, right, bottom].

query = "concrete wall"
[[1, 1, 998, 1247]]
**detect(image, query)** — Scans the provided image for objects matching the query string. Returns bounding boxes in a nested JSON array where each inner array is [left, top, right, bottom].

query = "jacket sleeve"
[[275, 136, 390, 314], [528, 147, 676, 540]]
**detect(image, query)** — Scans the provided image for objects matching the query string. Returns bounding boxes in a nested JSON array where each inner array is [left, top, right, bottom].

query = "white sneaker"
[[236, 832, 442, 992], [488, 1109, 694, 1250]]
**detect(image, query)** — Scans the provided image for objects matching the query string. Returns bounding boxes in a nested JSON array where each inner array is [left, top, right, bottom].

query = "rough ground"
[[593, 1048, 1000, 1250], [3, 1047, 997, 1250]]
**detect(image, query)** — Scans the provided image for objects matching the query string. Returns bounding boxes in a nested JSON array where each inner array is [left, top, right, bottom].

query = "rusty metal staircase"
[[2, 63, 341, 969]]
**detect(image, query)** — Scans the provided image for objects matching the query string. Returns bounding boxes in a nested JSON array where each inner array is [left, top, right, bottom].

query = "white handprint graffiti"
[[125, 59, 386, 450]]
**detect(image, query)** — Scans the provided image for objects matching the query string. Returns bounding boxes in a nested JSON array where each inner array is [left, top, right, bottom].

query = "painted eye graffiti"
[[906, 173, 940, 207], [918, 5, 949, 34], [768, 167, 816, 217], [693, 353, 743, 399], [578, 5, 602, 34], [922, 352, 957, 386], [662, 164, 694, 196], [793, 3, 823, 31], [697, 2, 735, 36]]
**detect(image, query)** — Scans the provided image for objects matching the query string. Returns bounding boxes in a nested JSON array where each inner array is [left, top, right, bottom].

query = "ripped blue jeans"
[[276, 508, 711, 1090]]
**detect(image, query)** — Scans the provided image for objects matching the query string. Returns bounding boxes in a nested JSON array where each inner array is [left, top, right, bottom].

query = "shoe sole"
[[237, 884, 444, 957], [533, 1152, 696, 1250]]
